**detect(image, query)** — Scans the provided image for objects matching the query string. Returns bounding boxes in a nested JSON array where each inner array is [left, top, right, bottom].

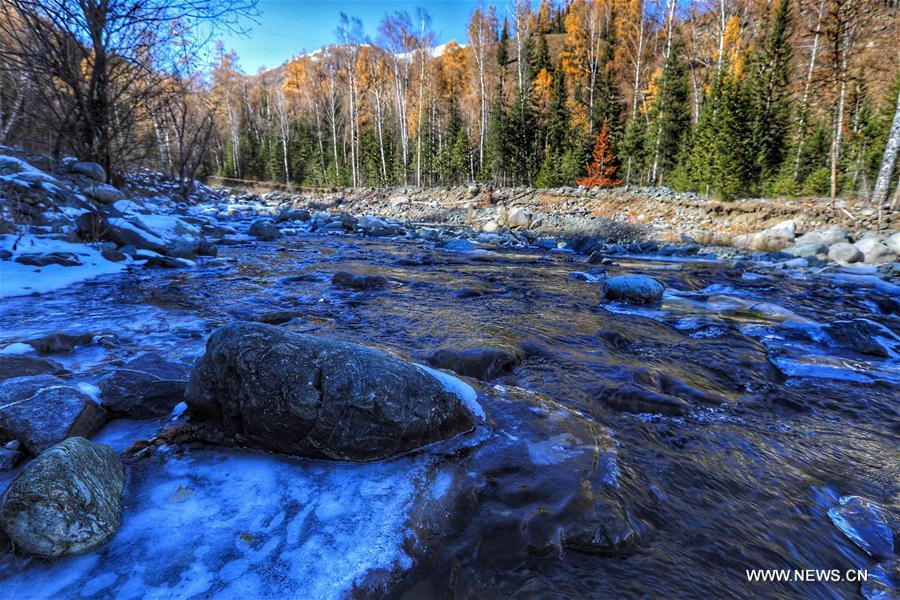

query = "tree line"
[[1, 0, 898, 204]]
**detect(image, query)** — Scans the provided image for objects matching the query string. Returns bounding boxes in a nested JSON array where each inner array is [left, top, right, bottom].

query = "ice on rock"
[[416, 362, 485, 420], [0, 446, 444, 599]]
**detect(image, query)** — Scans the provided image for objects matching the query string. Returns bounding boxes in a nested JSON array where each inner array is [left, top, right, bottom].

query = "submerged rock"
[[442, 239, 476, 252], [0, 437, 124, 558], [427, 348, 520, 381], [602, 274, 665, 304], [332, 271, 389, 290], [98, 353, 192, 418], [0, 381, 106, 455], [185, 322, 476, 461], [825, 319, 899, 357]]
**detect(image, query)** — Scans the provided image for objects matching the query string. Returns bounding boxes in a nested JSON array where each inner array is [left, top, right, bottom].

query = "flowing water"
[[0, 214, 898, 599]]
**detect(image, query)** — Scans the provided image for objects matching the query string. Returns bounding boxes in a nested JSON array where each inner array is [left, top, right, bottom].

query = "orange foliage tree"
[[578, 121, 621, 187]]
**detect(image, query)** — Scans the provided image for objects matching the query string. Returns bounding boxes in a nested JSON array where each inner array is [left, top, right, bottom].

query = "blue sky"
[[218, 0, 491, 73]]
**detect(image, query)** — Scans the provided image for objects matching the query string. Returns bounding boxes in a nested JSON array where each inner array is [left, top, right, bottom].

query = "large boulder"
[[0, 437, 124, 558], [69, 161, 106, 183], [0, 355, 65, 381], [98, 353, 192, 418], [427, 348, 520, 381], [602, 275, 665, 304], [0, 378, 106, 454], [734, 220, 796, 251], [185, 322, 476, 460]]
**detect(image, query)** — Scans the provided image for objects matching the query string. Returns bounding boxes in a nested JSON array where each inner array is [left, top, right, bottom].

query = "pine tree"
[[672, 71, 749, 200], [620, 116, 649, 186], [530, 30, 551, 80], [578, 121, 621, 187], [648, 37, 691, 186], [745, 0, 792, 192]]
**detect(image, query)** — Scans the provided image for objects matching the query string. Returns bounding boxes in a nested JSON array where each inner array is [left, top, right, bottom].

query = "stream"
[[0, 206, 898, 599]]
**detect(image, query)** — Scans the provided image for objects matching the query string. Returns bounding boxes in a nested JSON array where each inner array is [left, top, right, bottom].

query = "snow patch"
[[0, 234, 126, 298]]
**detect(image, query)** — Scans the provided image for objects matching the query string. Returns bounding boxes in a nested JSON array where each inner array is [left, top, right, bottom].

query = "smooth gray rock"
[[98, 353, 192, 418], [83, 183, 125, 204], [70, 161, 106, 182], [0, 437, 124, 558], [602, 275, 665, 304], [185, 322, 475, 461], [0, 384, 106, 455], [887, 231, 900, 255], [249, 219, 281, 241], [0, 355, 65, 381], [827, 242, 863, 263], [855, 238, 896, 264], [796, 226, 849, 246], [784, 242, 827, 258]]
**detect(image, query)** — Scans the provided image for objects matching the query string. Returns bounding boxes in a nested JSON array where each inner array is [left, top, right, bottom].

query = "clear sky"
[[218, 0, 490, 73]]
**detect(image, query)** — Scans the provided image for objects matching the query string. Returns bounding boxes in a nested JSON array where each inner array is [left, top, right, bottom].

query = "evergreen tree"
[[745, 0, 793, 192], [530, 30, 551, 80], [508, 85, 539, 184], [620, 116, 649, 186], [649, 37, 691, 186], [672, 71, 750, 200]]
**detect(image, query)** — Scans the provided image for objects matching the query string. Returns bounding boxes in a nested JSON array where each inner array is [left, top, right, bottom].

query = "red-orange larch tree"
[[578, 121, 621, 188]]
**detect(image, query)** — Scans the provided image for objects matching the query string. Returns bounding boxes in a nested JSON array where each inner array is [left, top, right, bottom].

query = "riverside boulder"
[[185, 322, 476, 460], [0, 437, 124, 558]]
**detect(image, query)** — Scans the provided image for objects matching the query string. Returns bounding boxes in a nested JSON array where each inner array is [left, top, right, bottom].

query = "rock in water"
[[98, 353, 192, 418], [0, 355, 65, 381], [0, 437, 124, 558], [249, 219, 281, 241], [185, 322, 476, 460], [0, 382, 106, 455], [331, 271, 389, 290], [427, 348, 519, 380], [602, 275, 665, 304]]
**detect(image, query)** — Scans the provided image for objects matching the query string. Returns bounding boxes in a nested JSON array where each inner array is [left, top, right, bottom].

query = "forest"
[[1, 0, 899, 202]]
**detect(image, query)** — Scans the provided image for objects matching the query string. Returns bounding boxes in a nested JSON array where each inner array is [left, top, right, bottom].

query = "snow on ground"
[[0, 235, 127, 298], [0, 445, 440, 600]]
